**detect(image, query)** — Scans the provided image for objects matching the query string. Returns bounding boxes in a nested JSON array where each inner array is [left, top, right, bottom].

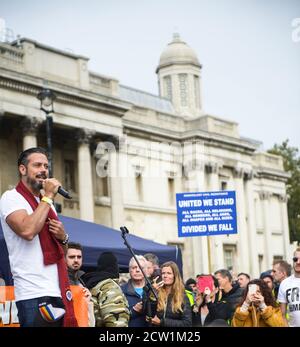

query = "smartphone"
[[196, 275, 214, 293], [248, 284, 257, 295], [152, 268, 162, 282]]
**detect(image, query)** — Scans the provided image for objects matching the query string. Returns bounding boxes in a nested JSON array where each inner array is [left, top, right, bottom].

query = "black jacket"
[[221, 283, 244, 319], [157, 293, 192, 327]]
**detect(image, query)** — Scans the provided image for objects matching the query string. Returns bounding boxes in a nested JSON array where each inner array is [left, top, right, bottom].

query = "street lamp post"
[[37, 89, 56, 178]]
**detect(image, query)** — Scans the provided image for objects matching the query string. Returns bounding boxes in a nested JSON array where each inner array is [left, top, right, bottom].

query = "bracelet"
[[60, 233, 69, 245], [41, 196, 53, 206]]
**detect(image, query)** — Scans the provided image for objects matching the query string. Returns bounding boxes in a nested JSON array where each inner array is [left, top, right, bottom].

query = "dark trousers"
[[16, 296, 64, 327]]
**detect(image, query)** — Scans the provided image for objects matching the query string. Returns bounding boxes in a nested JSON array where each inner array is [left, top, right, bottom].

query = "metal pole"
[[45, 113, 53, 178], [207, 236, 212, 273]]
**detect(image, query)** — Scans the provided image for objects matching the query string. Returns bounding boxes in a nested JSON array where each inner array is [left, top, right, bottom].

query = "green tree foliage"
[[268, 140, 300, 243]]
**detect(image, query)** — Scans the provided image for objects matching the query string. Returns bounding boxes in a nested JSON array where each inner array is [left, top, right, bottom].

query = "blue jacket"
[[121, 280, 148, 327]]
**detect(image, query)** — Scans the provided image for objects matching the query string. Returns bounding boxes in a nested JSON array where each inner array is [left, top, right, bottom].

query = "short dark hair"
[[67, 242, 83, 252], [273, 260, 292, 276], [237, 272, 250, 280], [214, 269, 232, 282], [18, 147, 48, 167], [143, 253, 159, 266]]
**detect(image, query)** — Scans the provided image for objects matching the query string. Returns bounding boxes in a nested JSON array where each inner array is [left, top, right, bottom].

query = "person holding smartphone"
[[232, 279, 286, 327]]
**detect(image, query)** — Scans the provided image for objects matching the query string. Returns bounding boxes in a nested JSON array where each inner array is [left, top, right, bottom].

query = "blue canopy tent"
[[0, 215, 182, 284]]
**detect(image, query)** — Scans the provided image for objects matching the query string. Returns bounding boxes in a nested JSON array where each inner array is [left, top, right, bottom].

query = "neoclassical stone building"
[[0, 34, 292, 279]]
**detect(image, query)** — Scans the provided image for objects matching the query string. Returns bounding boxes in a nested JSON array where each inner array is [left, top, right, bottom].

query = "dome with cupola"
[[156, 33, 201, 72]]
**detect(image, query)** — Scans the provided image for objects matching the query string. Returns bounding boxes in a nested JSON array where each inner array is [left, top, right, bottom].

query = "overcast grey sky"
[[1, 0, 300, 150]]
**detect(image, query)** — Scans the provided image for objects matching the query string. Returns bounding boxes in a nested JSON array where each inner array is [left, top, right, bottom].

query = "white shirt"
[[0, 188, 61, 301], [278, 274, 300, 327]]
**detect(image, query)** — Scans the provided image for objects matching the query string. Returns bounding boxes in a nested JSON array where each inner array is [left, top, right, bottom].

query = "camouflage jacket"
[[90, 278, 130, 327]]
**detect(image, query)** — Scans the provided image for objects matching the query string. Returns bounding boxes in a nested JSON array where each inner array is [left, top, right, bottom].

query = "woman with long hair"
[[232, 279, 285, 327], [150, 261, 192, 327]]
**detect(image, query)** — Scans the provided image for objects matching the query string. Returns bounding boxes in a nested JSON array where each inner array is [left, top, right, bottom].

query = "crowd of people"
[[0, 147, 300, 328]]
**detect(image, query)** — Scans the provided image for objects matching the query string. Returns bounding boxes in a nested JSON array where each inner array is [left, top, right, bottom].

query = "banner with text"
[[176, 190, 237, 237]]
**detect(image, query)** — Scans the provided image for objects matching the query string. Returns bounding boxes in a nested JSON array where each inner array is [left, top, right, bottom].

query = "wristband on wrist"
[[60, 233, 69, 245], [41, 196, 53, 206]]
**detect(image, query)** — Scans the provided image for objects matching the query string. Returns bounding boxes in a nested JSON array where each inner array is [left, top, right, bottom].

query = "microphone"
[[58, 186, 72, 199]]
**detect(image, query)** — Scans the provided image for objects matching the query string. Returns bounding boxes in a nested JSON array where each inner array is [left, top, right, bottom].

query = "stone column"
[[279, 194, 290, 259], [108, 137, 125, 229], [244, 171, 259, 277], [77, 129, 95, 222], [21, 117, 39, 150], [234, 167, 249, 274], [260, 191, 273, 268], [207, 162, 222, 272]]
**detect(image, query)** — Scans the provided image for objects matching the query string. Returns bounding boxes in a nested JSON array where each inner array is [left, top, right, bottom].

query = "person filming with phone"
[[232, 279, 285, 327], [149, 261, 192, 327], [193, 275, 231, 326]]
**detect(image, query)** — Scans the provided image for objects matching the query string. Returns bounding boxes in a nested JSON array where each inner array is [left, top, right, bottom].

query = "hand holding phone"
[[248, 284, 257, 295], [197, 275, 214, 293]]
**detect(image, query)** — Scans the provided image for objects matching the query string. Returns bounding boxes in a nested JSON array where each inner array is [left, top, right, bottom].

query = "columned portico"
[[21, 117, 40, 150], [77, 129, 95, 222]]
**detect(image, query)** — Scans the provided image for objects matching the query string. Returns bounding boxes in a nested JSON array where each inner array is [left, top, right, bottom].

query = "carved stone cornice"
[[76, 128, 95, 145], [244, 169, 254, 180], [205, 161, 222, 174], [184, 159, 205, 174], [21, 116, 41, 136], [233, 166, 244, 179], [259, 191, 271, 200], [278, 194, 288, 203]]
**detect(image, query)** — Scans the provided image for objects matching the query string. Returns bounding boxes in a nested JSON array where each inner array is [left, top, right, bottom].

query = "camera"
[[142, 285, 158, 319]]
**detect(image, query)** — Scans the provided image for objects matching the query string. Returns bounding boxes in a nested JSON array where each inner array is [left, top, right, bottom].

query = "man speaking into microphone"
[[0, 147, 77, 327]]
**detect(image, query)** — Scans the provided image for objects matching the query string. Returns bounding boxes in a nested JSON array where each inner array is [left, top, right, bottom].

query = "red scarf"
[[16, 181, 78, 327]]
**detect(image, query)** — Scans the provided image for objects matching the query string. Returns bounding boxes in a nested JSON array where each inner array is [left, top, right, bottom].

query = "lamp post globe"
[[37, 88, 56, 177]]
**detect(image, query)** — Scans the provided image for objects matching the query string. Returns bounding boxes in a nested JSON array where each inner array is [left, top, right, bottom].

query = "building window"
[[221, 181, 228, 191], [194, 75, 200, 108], [64, 160, 76, 192], [179, 73, 188, 106], [168, 177, 175, 205], [223, 245, 237, 271], [136, 174, 143, 202], [163, 76, 172, 100]]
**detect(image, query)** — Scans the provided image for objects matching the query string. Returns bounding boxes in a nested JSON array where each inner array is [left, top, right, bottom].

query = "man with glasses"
[[278, 248, 300, 327]]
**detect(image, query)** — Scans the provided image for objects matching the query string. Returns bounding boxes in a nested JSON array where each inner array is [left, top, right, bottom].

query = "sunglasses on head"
[[293, 257, 300, 262]]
